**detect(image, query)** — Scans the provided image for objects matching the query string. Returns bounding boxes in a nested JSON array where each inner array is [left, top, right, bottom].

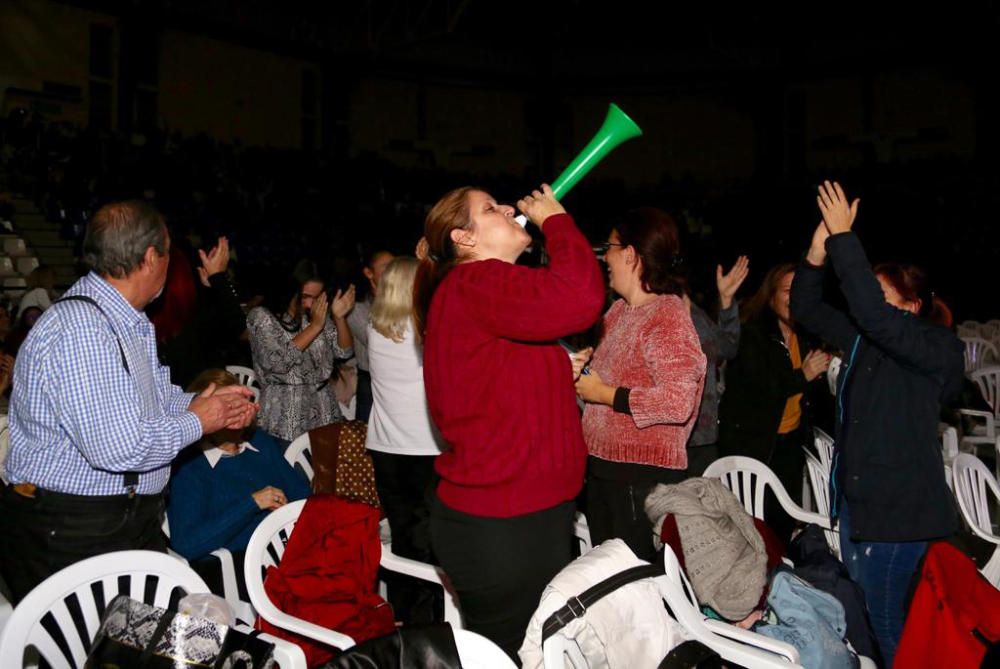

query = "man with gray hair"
[[0, 200, 257, 602]]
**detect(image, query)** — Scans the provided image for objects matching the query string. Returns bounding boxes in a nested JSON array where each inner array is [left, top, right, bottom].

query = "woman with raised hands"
[[418, 183, 605, 660], [790, 181, 963, 667], [247, 269, 355, 443]]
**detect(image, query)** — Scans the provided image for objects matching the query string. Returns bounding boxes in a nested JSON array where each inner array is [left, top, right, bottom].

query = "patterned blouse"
[[247, 307, 353, 440]]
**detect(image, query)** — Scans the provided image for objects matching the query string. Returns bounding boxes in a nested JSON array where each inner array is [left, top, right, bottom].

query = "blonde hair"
[[370, 256, 420, 343]]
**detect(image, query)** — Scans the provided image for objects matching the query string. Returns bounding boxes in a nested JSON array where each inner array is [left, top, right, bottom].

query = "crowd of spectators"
[[0, 107, 994, 666]]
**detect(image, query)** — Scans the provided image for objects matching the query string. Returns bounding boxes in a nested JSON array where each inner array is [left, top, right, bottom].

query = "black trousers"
[[355, 369, 373, 422], [586, 457, 689, 563], [370, 451, 437, 562], [765, 429, 807, 544], [369, 450, 442, 624], [0, 484, 167, 604], [430, 496, 575, 664]]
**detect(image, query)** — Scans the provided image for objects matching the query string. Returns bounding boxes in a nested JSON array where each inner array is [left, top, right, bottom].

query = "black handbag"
[[320, 623, 462, 669], [85, 595, 274, 669]]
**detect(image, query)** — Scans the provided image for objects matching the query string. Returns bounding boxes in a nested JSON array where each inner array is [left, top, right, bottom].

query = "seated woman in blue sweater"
[[168, 368, 310, 590]]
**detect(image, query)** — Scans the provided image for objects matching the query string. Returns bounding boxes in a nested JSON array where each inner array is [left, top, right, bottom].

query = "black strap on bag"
[[541, 564, 664, 643], [53, 295, 139, 493]]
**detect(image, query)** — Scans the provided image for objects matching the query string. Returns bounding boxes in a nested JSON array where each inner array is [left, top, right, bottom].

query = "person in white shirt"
[[366, 256, 444, 620]]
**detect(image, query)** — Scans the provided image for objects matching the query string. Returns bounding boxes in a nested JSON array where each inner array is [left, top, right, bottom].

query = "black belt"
[[6, 483, 163, 511]]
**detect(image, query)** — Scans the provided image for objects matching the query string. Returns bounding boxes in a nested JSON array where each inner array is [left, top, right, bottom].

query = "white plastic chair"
[[3, 237, 28, 257], [0, 550, 305, 669], [826, 355, 842, 396], [15, 256, 38, 277], [813, 427, 834, 471], [660, 546, 876, 668], [703, 456, 834, 536], [658, 545, 803, 668], [0, 256, 16, 276], [957, 322, 981, 339], [804, 452, 841, 558], [940, 425, 960, 490], [162, 515, 254, 624], [573, 512, 593, 555], [960, 366, 1000, 465], [244, 499, 463, 652], [284, 431, 314, 481], [951, 454, 1000, 588], [962, 336, 999, 373], [454, 629, 517, 668], [225, 364, 260, 401]]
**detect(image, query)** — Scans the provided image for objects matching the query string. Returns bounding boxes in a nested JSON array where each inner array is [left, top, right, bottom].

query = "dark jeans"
[[430, 496, 575, 663], [839, 500, 926, 669], [370, 450, 441, 624], [586, 457, 688, 562], [0, 484, 167, 603]]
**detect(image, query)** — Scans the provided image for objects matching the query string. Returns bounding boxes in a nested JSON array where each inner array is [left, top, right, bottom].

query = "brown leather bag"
[[308, 421, 381, 510]]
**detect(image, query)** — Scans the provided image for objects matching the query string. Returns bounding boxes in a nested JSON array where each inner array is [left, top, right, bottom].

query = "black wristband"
[[612, 387, 632, 415]]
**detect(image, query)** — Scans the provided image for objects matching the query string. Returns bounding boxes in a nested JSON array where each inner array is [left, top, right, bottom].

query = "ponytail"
[[412, 186, 477, 342]]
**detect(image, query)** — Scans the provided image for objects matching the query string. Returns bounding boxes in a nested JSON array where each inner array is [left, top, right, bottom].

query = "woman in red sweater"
[[574, 207, 707, 562], [418, 184, 605, 660]]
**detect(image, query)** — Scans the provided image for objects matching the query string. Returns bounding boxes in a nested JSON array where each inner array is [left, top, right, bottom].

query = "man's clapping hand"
[[189, 383, 258, 433]]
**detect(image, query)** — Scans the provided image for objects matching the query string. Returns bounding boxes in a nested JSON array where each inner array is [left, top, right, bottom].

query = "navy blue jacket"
[[790, 232, 963, 542]]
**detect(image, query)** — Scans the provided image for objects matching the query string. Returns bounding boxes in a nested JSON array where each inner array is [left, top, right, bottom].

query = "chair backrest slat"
[[0, 551, 210, 668], [284, 433, 314, 483], [953, 454, 1000, 541]]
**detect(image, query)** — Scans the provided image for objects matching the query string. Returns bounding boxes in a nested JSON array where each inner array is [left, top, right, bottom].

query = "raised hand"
[[817, 181, 860, 235], [716, 255, 750, 309], [197, 237, 230, 287], [309, 291, 329, 328], [516, 184, 565, 229], [331, 285, 356, 319]]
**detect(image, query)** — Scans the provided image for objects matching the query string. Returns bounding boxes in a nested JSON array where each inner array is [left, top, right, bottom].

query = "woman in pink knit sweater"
[[574, 207, 707, 561]]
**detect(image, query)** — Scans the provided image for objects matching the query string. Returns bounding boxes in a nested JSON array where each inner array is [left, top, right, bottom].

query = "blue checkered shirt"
[[6, 272, 203, 495]]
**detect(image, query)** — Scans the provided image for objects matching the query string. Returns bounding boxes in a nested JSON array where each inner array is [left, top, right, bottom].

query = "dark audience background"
[[1, 1, 997, 320]]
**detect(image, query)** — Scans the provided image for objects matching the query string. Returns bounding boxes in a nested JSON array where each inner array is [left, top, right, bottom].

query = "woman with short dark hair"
[[574, 207, 707, 561]]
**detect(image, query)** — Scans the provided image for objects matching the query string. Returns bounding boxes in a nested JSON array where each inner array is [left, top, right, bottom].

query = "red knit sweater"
[[423, 214, 605, 517], [583, 295, 706, 469]]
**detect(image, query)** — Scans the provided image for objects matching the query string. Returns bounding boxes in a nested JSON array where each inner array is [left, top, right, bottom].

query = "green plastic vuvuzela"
[[550, 103, 643, 199], [516, 103, 642, 226]]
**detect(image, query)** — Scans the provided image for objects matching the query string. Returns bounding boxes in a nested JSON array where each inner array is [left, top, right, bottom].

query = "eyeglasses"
[[594, 242, 626, 258]]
